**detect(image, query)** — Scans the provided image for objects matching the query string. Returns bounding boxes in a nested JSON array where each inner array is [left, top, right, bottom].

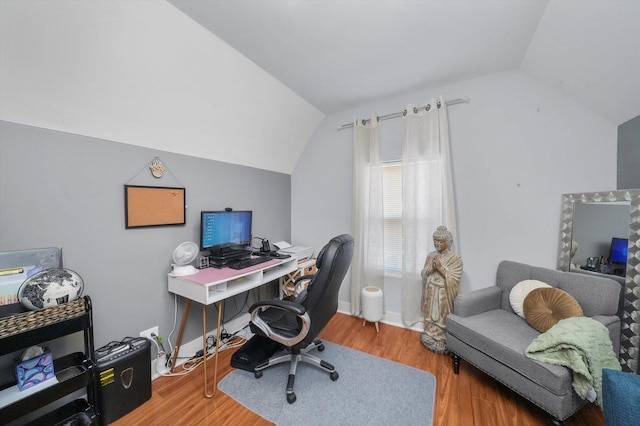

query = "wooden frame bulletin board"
[[124, 185, 186, 228]]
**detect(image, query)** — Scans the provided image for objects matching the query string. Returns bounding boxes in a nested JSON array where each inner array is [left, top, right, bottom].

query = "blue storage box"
[[16, 349, 54, 391]]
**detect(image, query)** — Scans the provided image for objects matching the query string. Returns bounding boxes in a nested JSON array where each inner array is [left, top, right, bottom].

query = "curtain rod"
[[337, 96, 471, 131]]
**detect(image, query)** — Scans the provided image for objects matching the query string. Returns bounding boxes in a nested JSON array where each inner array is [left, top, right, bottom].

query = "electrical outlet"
[[140, 326, 159, 341]]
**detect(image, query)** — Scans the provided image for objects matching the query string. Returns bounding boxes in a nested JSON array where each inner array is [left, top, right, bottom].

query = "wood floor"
[[112, 313, 604, 425]]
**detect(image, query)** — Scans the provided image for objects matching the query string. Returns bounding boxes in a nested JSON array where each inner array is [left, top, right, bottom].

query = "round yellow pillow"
[[523, 287, 583, 333]]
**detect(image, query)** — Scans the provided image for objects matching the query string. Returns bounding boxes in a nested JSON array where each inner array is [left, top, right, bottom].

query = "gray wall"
[[618, 115, 640, 189], [292, 70, 618, 316], [0, 120, 291, 349]]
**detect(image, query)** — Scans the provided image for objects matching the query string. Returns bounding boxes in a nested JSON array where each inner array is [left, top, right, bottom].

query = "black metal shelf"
[[25, 398, 96, 425], [1, 314, 91, 356], [0, 296, 97, 425]]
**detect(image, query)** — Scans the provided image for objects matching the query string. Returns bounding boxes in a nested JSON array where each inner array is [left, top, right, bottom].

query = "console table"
[[167, 256, 297, 397]]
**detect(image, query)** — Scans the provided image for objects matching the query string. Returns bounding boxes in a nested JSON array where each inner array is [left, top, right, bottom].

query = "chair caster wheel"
[[254, 370, 263, 379], [318, 344, 325, 352], [287, 392, 296, 404], [330, 371, 339, 381]]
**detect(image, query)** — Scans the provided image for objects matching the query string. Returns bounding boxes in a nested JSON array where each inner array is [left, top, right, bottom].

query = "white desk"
[[167, 256, 297, 397]]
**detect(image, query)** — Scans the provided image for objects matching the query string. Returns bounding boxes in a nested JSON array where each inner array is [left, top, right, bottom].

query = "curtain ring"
[[413, 106, 418, 113], [361, 118, 367, 126], [402, 109, 407, 117], [426, 104, 431, 111], [437, 100, 442, 109]]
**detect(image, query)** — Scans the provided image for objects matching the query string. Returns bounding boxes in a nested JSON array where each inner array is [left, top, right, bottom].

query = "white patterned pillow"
[[509, 279, 552, 318]]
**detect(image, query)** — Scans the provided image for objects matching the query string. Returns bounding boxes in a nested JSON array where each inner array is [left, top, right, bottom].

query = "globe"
[[18, 268, 84, 311]]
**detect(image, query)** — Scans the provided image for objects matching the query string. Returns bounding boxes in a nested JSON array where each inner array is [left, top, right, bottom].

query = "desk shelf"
[[168, 256, 298, 305]]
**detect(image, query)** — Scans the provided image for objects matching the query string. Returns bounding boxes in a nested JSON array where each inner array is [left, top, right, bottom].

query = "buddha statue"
[[420, 226, 463, 354]]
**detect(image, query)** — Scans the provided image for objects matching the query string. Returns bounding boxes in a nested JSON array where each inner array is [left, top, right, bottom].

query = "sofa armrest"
[[453, 286, 502, 317], [592, 315, 621, 355]]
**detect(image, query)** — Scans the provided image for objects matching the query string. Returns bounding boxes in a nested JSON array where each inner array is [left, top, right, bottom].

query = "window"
[[383, 162, 402, 273]]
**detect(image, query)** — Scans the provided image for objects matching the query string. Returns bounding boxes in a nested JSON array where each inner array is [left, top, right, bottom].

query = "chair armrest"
[[453, 286, 502, 317], [249, 300, 310, 347], [250, 299, 307, 316], [289, 275, 315, 300], [295, 274, 315, 285]]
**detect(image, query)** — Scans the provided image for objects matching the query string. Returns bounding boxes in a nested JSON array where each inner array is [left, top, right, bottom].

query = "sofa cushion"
[[558, 274, 620, 317], [447, 309, 572, 395], [509, 279, 551, 318], [523, 288, 583, 332], [496, 261, 621, 316]]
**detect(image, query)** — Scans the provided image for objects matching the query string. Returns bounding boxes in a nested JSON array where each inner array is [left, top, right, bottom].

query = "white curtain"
[[401, 96, 458, 325], [351, 114, 385, 316]]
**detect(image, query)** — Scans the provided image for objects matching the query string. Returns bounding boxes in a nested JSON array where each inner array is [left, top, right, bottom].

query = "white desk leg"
[[204, 300, 224, 398]]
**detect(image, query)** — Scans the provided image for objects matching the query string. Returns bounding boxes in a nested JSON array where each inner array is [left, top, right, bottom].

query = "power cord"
[[251, 236, 268, 251], [150, 333, 172, 367], [155, 324, 250, 378], [156, 291, 255, 377], [194, 327, 245, 357], [146, 334, 172, 367], [166, 293, 179, 354]]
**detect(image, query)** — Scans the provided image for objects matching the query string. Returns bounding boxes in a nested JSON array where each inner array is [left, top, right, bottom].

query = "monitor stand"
[[208, 247, 251, 268]]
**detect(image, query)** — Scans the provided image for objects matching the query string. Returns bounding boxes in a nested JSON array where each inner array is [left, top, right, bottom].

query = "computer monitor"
[[200, 210, 252, 256], [609, 237, 628, 264]]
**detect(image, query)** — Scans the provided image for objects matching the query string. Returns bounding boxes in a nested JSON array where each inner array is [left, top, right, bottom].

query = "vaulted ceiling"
[[2, 1, 638, 176], [169, 0, 639, 125]]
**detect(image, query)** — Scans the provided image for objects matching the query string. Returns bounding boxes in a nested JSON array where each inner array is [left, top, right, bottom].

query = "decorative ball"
[[18, 268, 84, 311]]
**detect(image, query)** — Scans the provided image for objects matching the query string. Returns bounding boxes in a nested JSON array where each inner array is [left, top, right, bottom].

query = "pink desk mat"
[[179, 259, 281, 285]]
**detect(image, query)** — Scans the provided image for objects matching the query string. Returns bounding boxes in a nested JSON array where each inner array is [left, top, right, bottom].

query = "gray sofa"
[[446, 260, 621, 425]]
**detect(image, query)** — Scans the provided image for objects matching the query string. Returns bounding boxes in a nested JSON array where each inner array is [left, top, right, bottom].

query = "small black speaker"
[[95, 337, 152, 425]]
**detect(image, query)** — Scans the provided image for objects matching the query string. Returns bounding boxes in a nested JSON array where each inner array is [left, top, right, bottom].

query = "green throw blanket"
[[525, 316, 621, 407]]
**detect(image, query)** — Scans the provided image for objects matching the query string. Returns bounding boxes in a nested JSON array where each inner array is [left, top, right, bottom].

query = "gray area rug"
[[218, 341, 435, 425]]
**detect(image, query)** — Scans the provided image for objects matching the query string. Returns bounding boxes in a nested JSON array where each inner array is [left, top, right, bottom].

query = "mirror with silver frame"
[[558, 189, 640, 374], [571, 202, 630, 275]]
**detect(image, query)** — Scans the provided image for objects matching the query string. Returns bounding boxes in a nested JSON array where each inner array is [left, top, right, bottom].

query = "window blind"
[[383, 162, 402, 272]]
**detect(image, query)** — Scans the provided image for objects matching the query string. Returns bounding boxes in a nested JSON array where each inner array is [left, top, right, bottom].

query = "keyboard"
[[228, 256, 272, 270]]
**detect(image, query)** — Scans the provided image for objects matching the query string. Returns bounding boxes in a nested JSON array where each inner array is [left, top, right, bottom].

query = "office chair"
[[248, 234, 354, 403]]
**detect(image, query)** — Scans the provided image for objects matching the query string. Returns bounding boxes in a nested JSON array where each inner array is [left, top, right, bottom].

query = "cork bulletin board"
[[124, 185, 186, 228]]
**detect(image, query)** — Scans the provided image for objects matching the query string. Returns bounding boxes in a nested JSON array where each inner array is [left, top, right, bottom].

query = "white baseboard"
[[338, 301, 423, 332], [150, 313, 252, 380], [151, 304, 423, 380]]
